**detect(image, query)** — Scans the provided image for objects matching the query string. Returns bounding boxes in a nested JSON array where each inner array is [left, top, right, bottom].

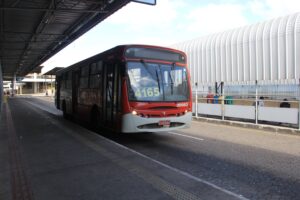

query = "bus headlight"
[[132, 110, 137, 115]]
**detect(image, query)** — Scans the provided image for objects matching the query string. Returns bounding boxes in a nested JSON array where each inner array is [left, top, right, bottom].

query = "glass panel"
[[106, 65, 114, 123], [97, 61, 103, 72], [66, 72, 72, 89], [127, 61, 189, 102], [79, 77, 89, 88], [90, 63, 97, 74], [81, 66, 89, 76], [160, 64, 189, 101], [90, 74, 100, 88]]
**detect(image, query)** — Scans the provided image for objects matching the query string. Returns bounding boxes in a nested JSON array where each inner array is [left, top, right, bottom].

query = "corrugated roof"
[[0, 0, 131, 80], [172, 13, 300, 85]]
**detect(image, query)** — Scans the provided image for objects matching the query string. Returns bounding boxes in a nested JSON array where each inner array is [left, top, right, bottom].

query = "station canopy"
[[0, 0, 138, 80]]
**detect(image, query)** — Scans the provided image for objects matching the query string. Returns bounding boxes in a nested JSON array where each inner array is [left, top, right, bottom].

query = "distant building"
[[19, 73, 54, 94], [11, 67, 63, 95], [172, 12, 300, 94]]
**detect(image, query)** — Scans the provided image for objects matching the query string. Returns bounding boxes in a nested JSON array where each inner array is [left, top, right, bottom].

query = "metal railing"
[[193, 90, 300, 129]]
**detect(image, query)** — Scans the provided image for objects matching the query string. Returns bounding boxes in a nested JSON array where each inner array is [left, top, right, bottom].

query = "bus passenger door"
[[104, 63, 120, 128], [104, 64, 114, 126], [55, 77, 60, 109]]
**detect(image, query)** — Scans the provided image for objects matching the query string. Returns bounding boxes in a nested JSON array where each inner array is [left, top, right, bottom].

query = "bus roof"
[[56, 44, 186, 76]]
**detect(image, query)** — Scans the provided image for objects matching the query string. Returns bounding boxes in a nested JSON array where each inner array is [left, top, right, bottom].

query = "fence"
[[192, 83, 300, 129]]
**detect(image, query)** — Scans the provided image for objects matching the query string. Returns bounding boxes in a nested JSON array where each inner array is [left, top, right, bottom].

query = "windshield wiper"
[[140, 59, 161, 93], [168, 63, 175, 95], [155, 67, 161, 93]]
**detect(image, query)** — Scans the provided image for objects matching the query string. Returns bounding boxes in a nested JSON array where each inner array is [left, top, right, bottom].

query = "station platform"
[[0, 97, 240, 200]]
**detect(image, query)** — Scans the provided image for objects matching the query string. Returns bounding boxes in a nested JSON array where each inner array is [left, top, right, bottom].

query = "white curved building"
[[172, 13, 300, 86]]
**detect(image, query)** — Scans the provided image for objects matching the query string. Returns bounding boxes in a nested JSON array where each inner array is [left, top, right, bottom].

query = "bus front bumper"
[[121, 112, 192, 133]]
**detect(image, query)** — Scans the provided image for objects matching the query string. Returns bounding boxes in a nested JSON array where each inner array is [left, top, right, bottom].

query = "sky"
[[41, 0, 300, 73]]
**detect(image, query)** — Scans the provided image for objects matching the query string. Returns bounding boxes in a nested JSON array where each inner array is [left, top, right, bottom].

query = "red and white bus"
[[55, 45, 192, 133]]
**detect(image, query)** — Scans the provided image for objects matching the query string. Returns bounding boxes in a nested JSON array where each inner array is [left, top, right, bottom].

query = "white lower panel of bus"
[[121, 112, 192, 133]]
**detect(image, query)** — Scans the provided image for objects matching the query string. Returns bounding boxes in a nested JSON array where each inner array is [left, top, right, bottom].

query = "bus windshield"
[[127, 61, 189, 102]]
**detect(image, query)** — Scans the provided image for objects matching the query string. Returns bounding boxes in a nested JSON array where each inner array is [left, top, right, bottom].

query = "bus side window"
[[117, 64, 124, 112], [90, 62, 102, 89], [66, 72, 72, 89], [102, 63, 107, 121], [63, 73, 68, 89], [80, 66, 89, 88]]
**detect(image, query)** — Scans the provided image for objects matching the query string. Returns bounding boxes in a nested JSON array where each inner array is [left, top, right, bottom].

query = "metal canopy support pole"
[[12, 73, 16, 96], [195, 83, 198, 118], [255, 80, 258, 124], [298, 79, 300, 130], [33, 73, 37, 93], [51, 75, 53, 95], [45, 75, 47, 95], [221, 82, 225, 120], [0, 60, 3, 113]]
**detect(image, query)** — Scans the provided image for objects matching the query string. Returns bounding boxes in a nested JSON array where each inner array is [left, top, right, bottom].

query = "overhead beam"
[[2, 31, 66, 36], [0, 7, 108, 13], [1, 39, 69, 43]]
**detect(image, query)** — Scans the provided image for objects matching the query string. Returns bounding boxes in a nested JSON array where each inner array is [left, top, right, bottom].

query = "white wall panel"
[[226, 30, 233, 81], [202, 36, 208, 83], [231, 29, 239, 81], [249, 24, 258, 81], [263, 20, 272, 80], [221, 31, 228, 81], [206, 35, 212, 82], [256, 22, 265, 80], [270, 18, 279, 80], [295, 15, 300, 79], [187, 40, 195, 84], [258, 107, 298, 124], [225, 105, 255, 120], [278, 16, 289, 79], [196, 38, 203, 84], [172, 12, 300, 84], [243, 26, 251, 81], [210, 34, 217, 82], [215, 33, 222, 82], [237, 28, 245, 81], [198, 103, 222, 116]]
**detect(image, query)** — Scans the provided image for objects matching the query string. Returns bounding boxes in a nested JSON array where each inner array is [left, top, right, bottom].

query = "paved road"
[[1, 96, 300, 200], [106, 122, 300, 200]]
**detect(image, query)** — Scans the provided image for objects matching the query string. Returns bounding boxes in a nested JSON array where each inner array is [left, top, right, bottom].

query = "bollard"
[[298, 97, 300, 130], [195, 90, 198, 118]]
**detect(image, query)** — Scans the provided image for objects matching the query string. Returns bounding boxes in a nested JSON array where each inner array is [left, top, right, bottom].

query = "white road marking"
[[168, 131, 204, 141], [94, 132, 249, 200]]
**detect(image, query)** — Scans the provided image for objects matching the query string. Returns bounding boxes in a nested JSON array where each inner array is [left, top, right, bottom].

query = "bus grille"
[[137, 122, 185, 129]]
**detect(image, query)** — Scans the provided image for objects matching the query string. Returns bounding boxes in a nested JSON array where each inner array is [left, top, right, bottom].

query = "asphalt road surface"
[[1, 96, 300, 200]]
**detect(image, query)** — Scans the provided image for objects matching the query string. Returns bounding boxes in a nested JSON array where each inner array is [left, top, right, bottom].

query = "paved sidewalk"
[[0, 98, 242, 200]]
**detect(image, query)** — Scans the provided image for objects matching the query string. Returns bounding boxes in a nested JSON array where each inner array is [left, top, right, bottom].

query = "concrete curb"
[[193, 117, 300, 136]]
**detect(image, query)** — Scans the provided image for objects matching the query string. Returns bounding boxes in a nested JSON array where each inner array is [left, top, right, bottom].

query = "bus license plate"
[[159, 120, 170, 126]]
